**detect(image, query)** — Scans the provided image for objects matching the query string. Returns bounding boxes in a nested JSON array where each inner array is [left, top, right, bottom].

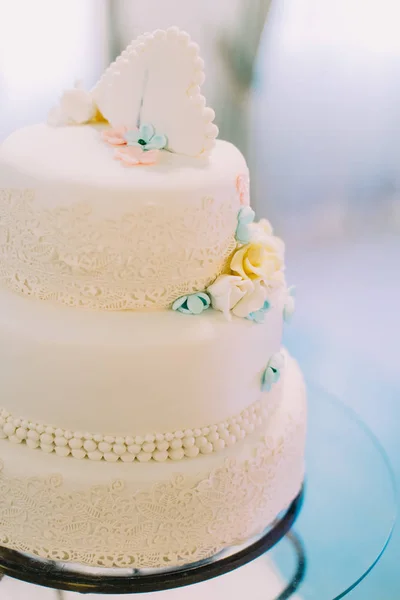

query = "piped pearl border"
[[0, 394, 273, 463]]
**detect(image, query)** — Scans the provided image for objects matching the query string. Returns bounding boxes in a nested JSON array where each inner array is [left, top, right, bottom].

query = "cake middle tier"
[[0, 287, 284, 440]]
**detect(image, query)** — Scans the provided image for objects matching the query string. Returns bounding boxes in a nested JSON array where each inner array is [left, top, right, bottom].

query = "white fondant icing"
[[0, 354, 306, 569], [0, 125, 246, 310], [92, 27, 218, 157], [0, 286, 284, 438]]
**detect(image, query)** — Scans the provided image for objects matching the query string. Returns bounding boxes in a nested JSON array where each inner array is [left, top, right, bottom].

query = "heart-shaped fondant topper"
[[92, 27, 219, 158]]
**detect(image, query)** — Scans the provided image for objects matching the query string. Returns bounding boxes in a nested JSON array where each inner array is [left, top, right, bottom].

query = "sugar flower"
[[125, 123, 167, 151], [207, 275, 268, 320], [283, 286, 296, 322], [261, 352, 285, 392], [48, 85, 97, 126], [247, 300, 271, 324], [114, 146, 159, 166], [236, 172, 250, 206], [172, 293, 211, 315], [230, 239, 284, 284], [101, 127, 128, 146], [235, 207, 256, 244]]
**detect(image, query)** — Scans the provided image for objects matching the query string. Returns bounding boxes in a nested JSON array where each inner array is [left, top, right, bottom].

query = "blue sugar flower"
[[125, 123, 167, 151], [246, 300, 271, 324], [235, 206, 255, 244], [283, 286, 296, 323], [172, 292, 211, 315], [261, 352, 285, 392]]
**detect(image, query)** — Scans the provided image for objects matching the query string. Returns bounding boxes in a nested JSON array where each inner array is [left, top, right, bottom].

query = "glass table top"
[[269, 381, 397, 599]]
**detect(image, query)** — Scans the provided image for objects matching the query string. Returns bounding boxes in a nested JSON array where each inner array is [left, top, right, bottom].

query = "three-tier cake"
[[0, 27, 306, 569]]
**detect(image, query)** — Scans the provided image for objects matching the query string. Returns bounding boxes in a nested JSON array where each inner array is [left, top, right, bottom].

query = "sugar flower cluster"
[[101, 123, 168, 166], [172, 208, 288, 322], [207, 213, 285, 322]]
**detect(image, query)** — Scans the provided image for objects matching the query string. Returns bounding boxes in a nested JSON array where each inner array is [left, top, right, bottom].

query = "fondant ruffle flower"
[[114, 146, 159, 166], [261, 352, 285, 392], [235, 207, 256, 244], [172, 292, 211, 315], [125, 123, 168, 151], [236, 172, 250, 206], [207, 275, 267, 320], [283, 285, 296, 322], [230, 238, 284, 285], [101, 127, 128, 146]]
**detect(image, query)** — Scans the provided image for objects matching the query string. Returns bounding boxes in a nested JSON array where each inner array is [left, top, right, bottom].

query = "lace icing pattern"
[[0, 189, 237, 310], [0, 410, 305, 569]]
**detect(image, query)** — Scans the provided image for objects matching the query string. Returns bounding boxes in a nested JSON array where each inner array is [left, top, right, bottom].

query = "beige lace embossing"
[[0, 414, 305, 569], [0, 189, 237, 310]]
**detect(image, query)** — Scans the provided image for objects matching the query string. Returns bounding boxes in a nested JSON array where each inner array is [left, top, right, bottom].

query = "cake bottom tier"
[[0, 353, 306, 570]]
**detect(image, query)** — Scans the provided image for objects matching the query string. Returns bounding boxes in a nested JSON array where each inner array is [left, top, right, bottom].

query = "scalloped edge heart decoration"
[[92, 27, 219, 158]]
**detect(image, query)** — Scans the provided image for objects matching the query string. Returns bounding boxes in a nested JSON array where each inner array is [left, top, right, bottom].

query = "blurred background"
[[0, 0, 399, 598]]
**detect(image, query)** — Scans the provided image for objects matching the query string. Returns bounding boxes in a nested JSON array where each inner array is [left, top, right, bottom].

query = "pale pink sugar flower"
[[236, 173, 250, 206], [114, 146, 159, 166], [101, 126, 128, 146]]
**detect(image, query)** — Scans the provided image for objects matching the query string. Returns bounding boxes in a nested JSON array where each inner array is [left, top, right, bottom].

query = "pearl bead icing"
[[0, 372, 276, 462]]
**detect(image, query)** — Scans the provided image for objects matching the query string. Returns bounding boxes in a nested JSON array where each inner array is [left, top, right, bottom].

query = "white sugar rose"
[[207, 275, 267, 320], [207, 275, 253, 319], [230, 237, 284, 286], [60, 88, 97, 123], [231, 278, 267, 318], [48, 84, 97, 126]]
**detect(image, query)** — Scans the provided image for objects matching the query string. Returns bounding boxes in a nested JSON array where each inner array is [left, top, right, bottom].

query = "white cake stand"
[[0, 383, 396, 599]]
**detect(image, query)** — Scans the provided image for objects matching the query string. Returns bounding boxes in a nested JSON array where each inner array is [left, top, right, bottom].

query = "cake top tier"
[[0, 129, 246, 311], [1, 123, 239, 191], [0, 27, 288, 316]]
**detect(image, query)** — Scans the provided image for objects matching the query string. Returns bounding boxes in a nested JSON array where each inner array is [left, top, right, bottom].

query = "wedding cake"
[[0, 28, 306, 569]]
